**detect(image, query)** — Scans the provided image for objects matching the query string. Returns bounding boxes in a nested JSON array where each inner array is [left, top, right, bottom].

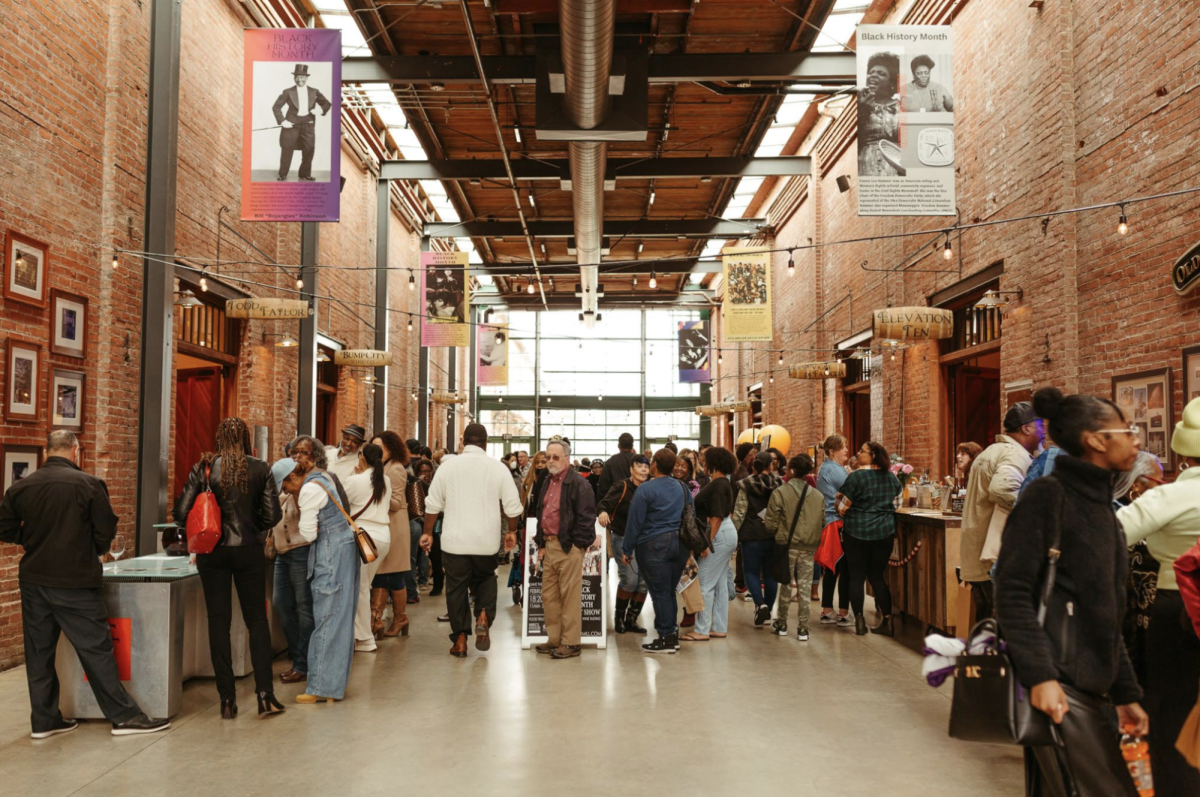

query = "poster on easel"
[[521, 519, 607, 649]]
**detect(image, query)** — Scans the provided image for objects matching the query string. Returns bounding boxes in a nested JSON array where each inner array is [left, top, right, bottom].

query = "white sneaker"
[[354, 640, 377, 652], [797, 627, 810, 642], [836, 614, 854, 628], [819, 613, 836, 625]]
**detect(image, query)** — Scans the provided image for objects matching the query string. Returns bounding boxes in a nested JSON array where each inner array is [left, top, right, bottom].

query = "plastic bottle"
[[1121, 732, 1154, 796]]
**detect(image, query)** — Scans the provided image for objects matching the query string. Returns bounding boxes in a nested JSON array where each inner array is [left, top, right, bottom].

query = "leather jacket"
[[174, 456, 282, 547]]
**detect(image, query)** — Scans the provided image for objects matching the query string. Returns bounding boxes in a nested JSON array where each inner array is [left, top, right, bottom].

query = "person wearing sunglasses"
[[995, 387, 1148, 795], [1114, 397, 1200, 795]]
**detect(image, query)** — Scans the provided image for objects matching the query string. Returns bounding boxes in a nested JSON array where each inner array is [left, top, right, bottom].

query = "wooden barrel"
[[872, 306, 954, 341], [788, 361, 847, 379]]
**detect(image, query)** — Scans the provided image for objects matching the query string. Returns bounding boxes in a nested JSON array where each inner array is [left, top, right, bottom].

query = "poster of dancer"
[[421, 250, 470, 347]]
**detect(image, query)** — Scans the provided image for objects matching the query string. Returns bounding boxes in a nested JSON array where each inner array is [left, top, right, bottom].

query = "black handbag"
[[677, 481, 710, 556], [948, 489, 1066, 748], [771, 484, 808, 584]]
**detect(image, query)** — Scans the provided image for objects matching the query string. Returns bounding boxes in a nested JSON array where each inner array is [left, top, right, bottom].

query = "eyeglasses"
[[1097, 425, 1140, 436]]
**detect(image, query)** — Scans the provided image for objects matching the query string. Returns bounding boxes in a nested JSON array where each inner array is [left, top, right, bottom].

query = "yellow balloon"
[[757, 425, 791, 456], [737, 428, 757, 446]]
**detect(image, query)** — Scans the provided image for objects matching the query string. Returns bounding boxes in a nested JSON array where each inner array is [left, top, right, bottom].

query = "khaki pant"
[[775, 548, 815, 630], [543, 544, 584, 647]]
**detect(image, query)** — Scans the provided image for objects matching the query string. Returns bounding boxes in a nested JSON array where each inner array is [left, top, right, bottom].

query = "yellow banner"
[[722, 248, 773, 341]]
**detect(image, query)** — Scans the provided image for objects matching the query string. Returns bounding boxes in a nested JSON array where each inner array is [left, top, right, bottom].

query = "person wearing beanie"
[[959, 401, 1044, 619], [1116, 396, 1200, 795], [995, 387, 1148, 795]]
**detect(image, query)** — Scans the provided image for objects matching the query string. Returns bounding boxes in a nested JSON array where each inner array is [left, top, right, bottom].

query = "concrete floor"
[[0, 566, 1023, 796]]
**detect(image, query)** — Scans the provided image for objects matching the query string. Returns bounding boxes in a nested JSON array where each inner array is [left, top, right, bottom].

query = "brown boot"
[[450, 633, 468, 658], [370, 589, 388, 639], [475, 611, 491, 652], [383, 589, 409, 637]]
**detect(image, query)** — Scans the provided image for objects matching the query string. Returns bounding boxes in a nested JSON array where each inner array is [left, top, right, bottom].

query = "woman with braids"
[[345, 443, 393, 653], [368, 431, 411, 640], [174, 417, 285, 719]]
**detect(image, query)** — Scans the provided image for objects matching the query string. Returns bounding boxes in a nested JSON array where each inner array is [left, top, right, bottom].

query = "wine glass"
[[109, 538, 127, 570]]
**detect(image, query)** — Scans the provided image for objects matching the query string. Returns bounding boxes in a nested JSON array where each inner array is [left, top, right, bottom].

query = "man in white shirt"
[[325, 423, 365, 484], [421, 423, 522, 658]]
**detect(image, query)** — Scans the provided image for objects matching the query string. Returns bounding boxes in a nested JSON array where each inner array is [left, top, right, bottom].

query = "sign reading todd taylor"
[[242, 29, 341, 222]]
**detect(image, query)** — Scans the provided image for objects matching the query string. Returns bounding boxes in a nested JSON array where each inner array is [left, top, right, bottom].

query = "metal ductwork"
[[559, 0, 615, 320]]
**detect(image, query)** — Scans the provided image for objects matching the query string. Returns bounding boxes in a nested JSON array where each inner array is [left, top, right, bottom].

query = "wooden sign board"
[[696, 400, 752, 416], [334, 349, 392, 367], [1173, 240, 1200, 296], [225, 298, 310, 319], [789, 362, 847, 379], [873, 306, 953, 341], [430, 391, 465, 404]]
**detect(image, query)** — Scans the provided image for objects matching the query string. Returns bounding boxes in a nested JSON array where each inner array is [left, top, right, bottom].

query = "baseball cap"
[[1003, 401, 1038, 433]]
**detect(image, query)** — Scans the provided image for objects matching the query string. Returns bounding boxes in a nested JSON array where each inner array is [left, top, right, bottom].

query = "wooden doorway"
[[845, 389, 872, 453], [175, 367, 222, 497]]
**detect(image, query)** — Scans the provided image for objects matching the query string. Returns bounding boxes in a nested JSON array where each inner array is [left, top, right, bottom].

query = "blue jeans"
[[406, 517, 426, 592], [306, 528, 360, 700], [741, 538, 778, 610], [636, 532, 689, 638], [274, 546, 314, 673], [695, 519, 737, 635], [611, 533, 648, 594]]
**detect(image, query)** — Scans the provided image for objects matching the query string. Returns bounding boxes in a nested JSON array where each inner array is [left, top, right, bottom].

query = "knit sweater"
[[994, 455, 1142, 704]]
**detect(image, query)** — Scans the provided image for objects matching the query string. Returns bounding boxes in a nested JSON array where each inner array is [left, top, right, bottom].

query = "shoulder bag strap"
[[785, 483, 808, 547], [1035, 484, 1067, 627], [314, 483, 363, 535], [203, 463, 213, 492]]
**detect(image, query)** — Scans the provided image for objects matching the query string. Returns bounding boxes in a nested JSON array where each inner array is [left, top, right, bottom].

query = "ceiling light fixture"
[[317, 350, 330, 363], [173, 289, 202, 309], [514, 126, 522, 144], [649, 189, 656, 206]]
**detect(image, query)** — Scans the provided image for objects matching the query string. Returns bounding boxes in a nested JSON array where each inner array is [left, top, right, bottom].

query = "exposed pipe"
[[559, 0, 616, 320]]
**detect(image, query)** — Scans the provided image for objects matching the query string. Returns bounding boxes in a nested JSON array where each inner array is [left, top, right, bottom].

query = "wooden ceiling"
[[344, 0, 841, 303]]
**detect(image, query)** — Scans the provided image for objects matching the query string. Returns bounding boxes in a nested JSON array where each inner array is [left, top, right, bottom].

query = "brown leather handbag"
[[315, 484, 378, 565]]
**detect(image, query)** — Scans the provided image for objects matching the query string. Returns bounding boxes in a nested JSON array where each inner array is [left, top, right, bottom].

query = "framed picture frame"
[[1184, 345, 1200, 406], [1112, 367, 1173, 470], [5, 337, 42, 423], [49, 289, 88, 358], [4, 230, 49, 308], [1, 444, 42, 494], [50, 368, 85, 432]]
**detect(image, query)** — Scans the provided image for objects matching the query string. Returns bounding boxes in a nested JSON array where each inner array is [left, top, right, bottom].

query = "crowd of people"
[[2, 388, 1198, 797]]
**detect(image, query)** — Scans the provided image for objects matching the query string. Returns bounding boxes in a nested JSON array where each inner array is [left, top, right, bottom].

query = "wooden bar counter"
[[882, 508, 963, 636]]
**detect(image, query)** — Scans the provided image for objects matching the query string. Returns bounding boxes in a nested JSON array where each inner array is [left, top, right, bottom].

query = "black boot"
[[870, 615, 895, 637], [642, 633, 678, 654], [615, 598, 629, 634], [257, 691, 286, 717], [625, 599, 648, 635], [220, 699, 237, 720], [855, 614, 868, 636]]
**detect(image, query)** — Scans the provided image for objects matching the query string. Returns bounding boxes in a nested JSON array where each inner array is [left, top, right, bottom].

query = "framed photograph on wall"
[[50, 368, 85, 432], [1184, 345, 1200, 404], [49, 289, 87, 358], [4, 231, 49, 308], [5, 337, 42, 423], [1112, 367, 1173, 469], [2, 444, 42, 494]]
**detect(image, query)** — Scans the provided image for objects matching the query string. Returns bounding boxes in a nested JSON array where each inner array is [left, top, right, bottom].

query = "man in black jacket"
[[0, 431, 169, 738], [597, 432, 636, 499], [534, 437, 598, 659]]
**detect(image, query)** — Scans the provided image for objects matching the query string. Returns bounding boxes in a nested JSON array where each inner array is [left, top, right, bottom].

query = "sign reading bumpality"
[[242, 29, 342, 222]]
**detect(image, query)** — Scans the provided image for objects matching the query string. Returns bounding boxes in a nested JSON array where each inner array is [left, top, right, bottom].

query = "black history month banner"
[[856, 25, 955, 216], [477, 323, 509, 386], [521, 520, 608, 649], [242, 29, 341, 222], [678, 320, 711, 383], [721, 248, 772, 342], [420, 251, 470, 347]]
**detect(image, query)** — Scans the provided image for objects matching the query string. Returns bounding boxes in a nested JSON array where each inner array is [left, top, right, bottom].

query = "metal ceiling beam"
[[425, 219, 766, 238], [468, 258, 721, 277], [342, 52, 855, 85], [494, 0, 692, 13], [380, 156, 810, 182]]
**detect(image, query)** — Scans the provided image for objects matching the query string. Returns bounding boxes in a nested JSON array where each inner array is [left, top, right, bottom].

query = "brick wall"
[[0, 0, 424, 669], [733, 0, 1200, 480]]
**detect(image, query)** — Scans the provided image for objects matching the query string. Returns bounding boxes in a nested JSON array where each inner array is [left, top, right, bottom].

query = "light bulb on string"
[[527, 278, 536, 295], [942, 237, 953, 261], [1117, 204, 1128, 235], [409, 271, 415, 291], [412, 391, 418, 401], [295, 272, 304, 290], [787, 249, 795, 277], [649, 270, 657, 290], [111, 251, 119, 270], [769, 372, 774, 385], [777, 351, 783, 366], [717, 350, 723, 365], [199, 270, 208, 292], [407, 317, 413, 332]]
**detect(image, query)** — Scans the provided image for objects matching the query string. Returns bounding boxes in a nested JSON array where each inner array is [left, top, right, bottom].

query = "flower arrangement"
[[889, 455, 915, 486]]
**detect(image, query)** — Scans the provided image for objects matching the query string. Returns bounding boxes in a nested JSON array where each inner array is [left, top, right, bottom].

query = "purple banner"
[[678, 320, 711, 383]]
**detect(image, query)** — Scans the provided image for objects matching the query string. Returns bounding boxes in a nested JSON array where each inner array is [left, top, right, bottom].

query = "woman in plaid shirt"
[[837, 442, 902, 636]]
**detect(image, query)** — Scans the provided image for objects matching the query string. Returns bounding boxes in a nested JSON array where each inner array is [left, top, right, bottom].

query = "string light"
[[649, 270, 657, 290], [769, 372, 774, 385], [295, 272, 304, 290], [111, 251, 119, 270], [407, 317, 413, 332], [717, 350, 723, 365], [409, 271, 415, 290], [199, 270, 208, 292], [412, 391, 418, 401], [787, 249, 795, 277], [942, 236, 953, 261], [777, 351, 783, 366], [1117, 204, 1128, 235], [527, 277, 536, 295]]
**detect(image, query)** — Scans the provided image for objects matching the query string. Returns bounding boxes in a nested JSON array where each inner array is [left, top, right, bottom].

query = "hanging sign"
[[721, 248, 773, 341], [421, 251, 470, 347], [1173, 240, 1200, 296], [678, 320, 711, 383], [477, 323, 509, 386], [225, 298, 310, 319], [242, 29, 341, 222], [429, 391, 466, 404], [856, 25, 955, 216], [873, 306, 954, 341], [789, 362, 848, 379], [334, 349, 392, 366], [695, 400, 752, 416], [521, 519, 608, 650]]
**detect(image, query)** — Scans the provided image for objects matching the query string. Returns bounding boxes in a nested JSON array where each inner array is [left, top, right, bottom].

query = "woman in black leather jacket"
[[174, 417, 284, 719]]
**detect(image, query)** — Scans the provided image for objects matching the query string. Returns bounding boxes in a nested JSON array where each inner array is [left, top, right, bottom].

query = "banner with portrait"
[[477, 323, 509, 386], [721, 248, 772, 342], [678, 320, 711, 383], [856, 25, 955, 216], [420, 250, 470, 347], [521, 519, 608, 649], [242, 29, 342, 222]]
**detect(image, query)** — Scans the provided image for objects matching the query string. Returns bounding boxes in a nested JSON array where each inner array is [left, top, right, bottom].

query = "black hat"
[[293, 64, 310, 77], [342, 423, 366, 441], [1003, 402, 1038, 433]]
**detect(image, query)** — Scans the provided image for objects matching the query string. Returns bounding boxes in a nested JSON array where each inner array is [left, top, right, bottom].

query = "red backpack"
[[186, 464, 223, 554]]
